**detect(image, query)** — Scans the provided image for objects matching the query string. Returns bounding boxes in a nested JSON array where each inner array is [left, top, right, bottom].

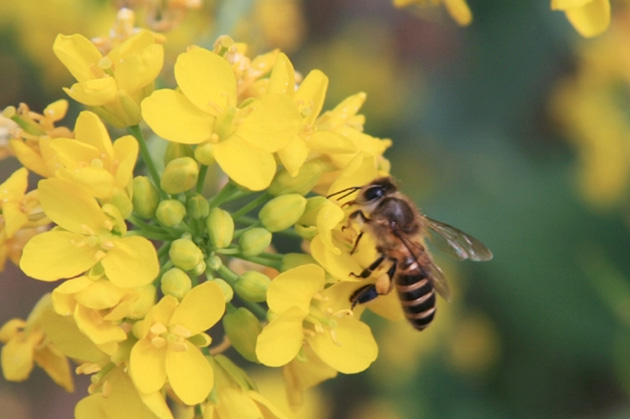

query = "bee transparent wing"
[[424, 217, 493, 262], [391, 226, 452, 301], [426, 259, 452, 301]]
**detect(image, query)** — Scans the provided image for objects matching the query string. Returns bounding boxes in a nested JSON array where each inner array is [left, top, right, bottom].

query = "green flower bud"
[[170, 238, 204, 271], [207, 254, 222, 271], [234, 271, 270, 302], [194, 142, 215, 166], [187, 193, 210, 219], [294, 224, 318, 239], [190, 259, 207, 277], [161, 267, 192, 299], [161, 157, 199, 195], [223, 307, 262, 363], [282, 253, 317, 271], [110, 189, 133, 219], [212, 278, 233, 302], [132, 176, 159, 218], [298, 196, 328, 226], [164, 142, 194, 165], [156, 199, 187, 226], [206, 208, 234, 249], [238, 228, 272, 257], [268, 160, 323, 196], [258, 194, 307, 232]]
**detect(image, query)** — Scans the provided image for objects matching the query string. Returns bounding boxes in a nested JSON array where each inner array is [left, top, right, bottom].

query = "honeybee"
[[327, 177, 493, 331]]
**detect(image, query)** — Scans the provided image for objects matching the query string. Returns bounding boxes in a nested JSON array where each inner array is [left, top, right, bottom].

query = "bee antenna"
[[326, 186, 362, 201]]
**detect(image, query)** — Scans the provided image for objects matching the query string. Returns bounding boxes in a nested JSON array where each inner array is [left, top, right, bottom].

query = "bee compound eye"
[[364, 186, 384, 202]]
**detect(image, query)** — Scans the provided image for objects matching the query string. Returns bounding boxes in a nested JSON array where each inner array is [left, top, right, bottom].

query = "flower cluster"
[[0, 10, 395, 418]]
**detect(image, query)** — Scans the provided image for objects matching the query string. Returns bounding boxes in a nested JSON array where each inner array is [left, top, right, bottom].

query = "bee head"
[[359, 177, 397, 204]]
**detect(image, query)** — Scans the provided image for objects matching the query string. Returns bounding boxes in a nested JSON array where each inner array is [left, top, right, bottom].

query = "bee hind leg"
[[350, 284, 379, 308]]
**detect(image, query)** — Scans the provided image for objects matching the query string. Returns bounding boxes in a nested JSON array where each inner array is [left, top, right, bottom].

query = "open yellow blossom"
[[20, 178, 159, 286], [52, 274, 156, 349], [6, 100, 72, 178], [76, 365, 173, 419], [203, 355, 289, 419], [0, 294, 74, 391], [129, 281, 225, 405], [551, 0, 611, 37], [256, 264, 378, 374], [141, 46, 302, 191], [1, 168, 31, 238], [54, 30, 164, 127], [49, 111, 138, 209]]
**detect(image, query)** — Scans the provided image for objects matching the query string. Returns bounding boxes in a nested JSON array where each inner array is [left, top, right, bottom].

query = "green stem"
[[208, 181, 240, 208], [127, 125, 166, 199], [241, 299, 268, 321], [237, 254, 282, 270], [196, 164, 208, 193], [232, 193, 270, 220]]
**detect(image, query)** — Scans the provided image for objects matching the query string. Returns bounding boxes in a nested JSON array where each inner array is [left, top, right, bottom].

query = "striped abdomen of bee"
[[395, 257, 436, 331]]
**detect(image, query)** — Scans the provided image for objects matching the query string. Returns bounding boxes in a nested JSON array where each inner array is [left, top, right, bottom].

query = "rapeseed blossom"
[[0, 6, 396, 415]]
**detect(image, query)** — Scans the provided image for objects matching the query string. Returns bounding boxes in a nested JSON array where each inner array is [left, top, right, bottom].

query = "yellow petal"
[[64, 78, 119, 107], [170, 282, 225, 335], [20, 231, 99, 281], [237, 95, 301, 153], [443, 0, 473, 26], [175, 47, 236, 114], [141, 89, 214, 144], [310, 234, 363, 281], [307, 317, 377, 373], [33, 343, 75, 392], [101, 236, 159, 287], [213, 137, 276, 191], [1, 335, 34, 381], [74, 304, 127, 345], [267, 264, 324, 313], [564, 0, 610, 37], [114, 43, 164, 93], [295, 69, 328, 126], [41, 309, 108, 363], [53, 34, 103, 82], [38, 178, 108, 233], [315, 201, 346, 255], [267, 53, 295, 95], [307, 131, 356, 153], [56, 166, 116, 200], [76, 111, 115, 157], [277, 135, 309, 177], [166, 342, 214, 405], [130, 338, 167, 394], [256, 306, 306, 367], [113, 135, 139, 188]]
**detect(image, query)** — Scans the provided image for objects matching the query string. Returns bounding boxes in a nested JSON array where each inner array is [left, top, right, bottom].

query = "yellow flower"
[[141, 46, 302, 191], [76, 365, 173, 419], [129, 281, 225, 405], [52, 274, 156, 349], [203, 355, 289, 419], [49, 111, 138, 208], [0, 294, 74, 392], [551, 0, 611, 37], [20, 178, 159, 286], [1, 168, 32, 238], [54, 30, 164, 127], [6, 100, 72, 178], [393, 0, 473, 26], [256, 264, 378, 374], [310, 153, 384, 280]]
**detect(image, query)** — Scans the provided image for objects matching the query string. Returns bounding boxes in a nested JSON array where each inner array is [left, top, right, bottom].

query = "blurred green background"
[[2, 0, 630, 418]]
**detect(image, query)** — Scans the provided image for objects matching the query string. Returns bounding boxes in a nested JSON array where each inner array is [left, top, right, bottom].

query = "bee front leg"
[[350, 253, 386, 279]]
